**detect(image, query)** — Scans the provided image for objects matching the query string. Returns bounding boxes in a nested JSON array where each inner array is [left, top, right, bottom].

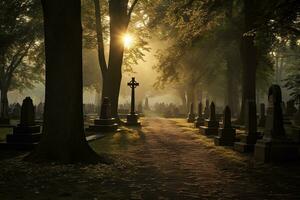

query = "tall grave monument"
[[199, 102, 219, 136], [254, 85, 298, 162], [3, 97, 41, 149], [126, 77, 141, 126], [214, 106, 236, 146]]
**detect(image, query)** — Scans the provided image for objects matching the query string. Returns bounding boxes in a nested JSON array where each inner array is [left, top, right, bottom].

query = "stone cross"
[[127, 77, 139, 114], [209, 102, 216, 121], [223, 106, 231, 128], [100, 97, 112, 119], [264, 84, 285, 139], [20, 97, 35, 126]]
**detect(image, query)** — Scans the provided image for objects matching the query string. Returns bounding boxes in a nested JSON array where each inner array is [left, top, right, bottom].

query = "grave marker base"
[[254, 139, 298, 163]]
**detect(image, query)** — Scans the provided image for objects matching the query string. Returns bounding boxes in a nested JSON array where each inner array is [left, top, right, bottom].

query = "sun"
[[123, 33, 134, 48]]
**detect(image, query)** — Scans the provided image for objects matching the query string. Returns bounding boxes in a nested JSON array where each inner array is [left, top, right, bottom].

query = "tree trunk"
[[27, 0, 100, 163], [226, 55, 239, 117], [238, 0, 257, 124], [102, 0, 129, 119]]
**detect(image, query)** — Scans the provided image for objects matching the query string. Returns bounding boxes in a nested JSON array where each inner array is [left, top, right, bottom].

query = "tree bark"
[[102, 0, 129, 118], [238, 0, 257, 124], [27, 0, 100, 163]]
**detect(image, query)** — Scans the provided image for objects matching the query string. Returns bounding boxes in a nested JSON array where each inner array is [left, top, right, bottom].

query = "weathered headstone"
[[258, 103, 266, 127], [194, 102, 204, 127], [199, 102, 219, 136], [126, 77, 141, 126], [286, 99, 297, 117], [86, 97, 118, 132], [234, 100, 259, 152], [254, 85, 298, 162], [294, 102, 300, 126], [203, 99, 210, 119], [6, 97, 41, 145], [214, 106, 236, 146], [187, 103, 195, 123], [0, 97, 10, 125], [11, 103, 21, 119]]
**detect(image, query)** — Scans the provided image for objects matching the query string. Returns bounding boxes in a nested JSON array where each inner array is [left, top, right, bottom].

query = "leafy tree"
[[0, 0, 44, 119], [81, 0, 150, 118]]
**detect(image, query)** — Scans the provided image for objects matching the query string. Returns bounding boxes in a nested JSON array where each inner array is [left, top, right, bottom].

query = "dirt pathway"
[[1, 117, 300, 200]]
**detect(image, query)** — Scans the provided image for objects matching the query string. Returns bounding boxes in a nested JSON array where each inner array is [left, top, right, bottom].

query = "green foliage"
[[0, 0, 44, 92], [81, 0, 151, 89]]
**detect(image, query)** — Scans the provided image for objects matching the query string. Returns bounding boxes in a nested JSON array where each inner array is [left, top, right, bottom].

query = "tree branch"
[[128, 0, 139, 18], [93, 0, 108, 76]]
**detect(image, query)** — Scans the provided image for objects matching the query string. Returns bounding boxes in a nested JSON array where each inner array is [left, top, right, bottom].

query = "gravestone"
[[144, 97, 150, 110], [35, 102, 44, 119], [11, 103, 21, 119], [286, 99, 297, 117], [194, 102, 204, 127], [6, 97, 41, 144], [214, 106, 236, 146], [294, 103, 300, 126], [126, 77, 141, 126], [199, 102, 219, 136], [258, 103, 266, 127], [203, 99, 210, 119], [187, 103, 195, 123], [0, 97, 10, 125], [234, 100, 259, 152], [86, 97, 118, 132], [254, 85, 298, 162]]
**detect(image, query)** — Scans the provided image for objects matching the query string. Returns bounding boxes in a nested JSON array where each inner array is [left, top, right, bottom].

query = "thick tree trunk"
[[27, 0, 99, 163], [226, 56, 239, 117], [238, 0, 257, 124], [103, 0, 128, 119]]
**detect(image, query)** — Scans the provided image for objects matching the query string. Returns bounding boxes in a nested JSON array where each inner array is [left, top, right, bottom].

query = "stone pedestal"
[[187, 113, 195, 123], [200, 120, 219, 136], [234, 134, 258, 152], [6, 125, 41, 143], [126, 113, 141, 126], [86, 118, 118, 132], [86, 97, 118, 133], [234, 100, 258, 153], [254, 138, 298, 162], [194, 117, 204, 128], [214, 128, 236, 146]]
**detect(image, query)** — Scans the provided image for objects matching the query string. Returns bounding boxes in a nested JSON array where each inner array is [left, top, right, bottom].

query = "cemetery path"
[[1, 117, 300, 200], [91, 117, 300, 199]]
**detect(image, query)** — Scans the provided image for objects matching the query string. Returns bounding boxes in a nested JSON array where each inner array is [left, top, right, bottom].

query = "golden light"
[[123, 33, 134, 48]]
